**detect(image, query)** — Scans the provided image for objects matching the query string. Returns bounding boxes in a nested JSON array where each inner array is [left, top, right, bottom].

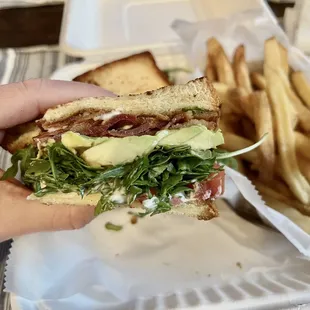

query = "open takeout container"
[[4, 0, 310, 309]]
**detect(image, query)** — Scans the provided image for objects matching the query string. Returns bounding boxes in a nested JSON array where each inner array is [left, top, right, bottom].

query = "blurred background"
[[0, 0, 304, 50], [1, 1, 310, 309]]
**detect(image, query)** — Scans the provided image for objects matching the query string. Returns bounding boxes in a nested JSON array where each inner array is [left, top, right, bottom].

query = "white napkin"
[[4, 166, 310, 309], [294, 0, 310, 55], [284, 0, 310, 55]]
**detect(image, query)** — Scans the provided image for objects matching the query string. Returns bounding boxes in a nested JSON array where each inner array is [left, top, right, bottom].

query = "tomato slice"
[[135, 167, 225, 205], [136, 188, 157, 203], [170, 197, 183, 206], [194, 170, 225, 201]]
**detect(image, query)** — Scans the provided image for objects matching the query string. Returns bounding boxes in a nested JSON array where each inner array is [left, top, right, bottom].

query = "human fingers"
[[0, 169, 95, 241], [0, 79, 115, 130]]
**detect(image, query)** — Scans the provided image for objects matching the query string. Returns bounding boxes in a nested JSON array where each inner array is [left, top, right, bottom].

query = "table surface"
[[0, 2, 294, 48]]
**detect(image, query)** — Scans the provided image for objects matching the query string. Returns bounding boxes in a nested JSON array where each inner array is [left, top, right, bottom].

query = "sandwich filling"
[[34, 108, 219, 143], [1, 77, 268, 219], [2, 107, 266, 218], [2, 109, 232, 217]]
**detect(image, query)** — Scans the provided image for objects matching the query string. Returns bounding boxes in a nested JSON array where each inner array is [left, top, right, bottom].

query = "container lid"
[[59, 0, 270, 60]]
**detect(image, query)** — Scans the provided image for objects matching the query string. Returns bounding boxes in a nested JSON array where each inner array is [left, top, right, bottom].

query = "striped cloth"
[[0, 45, 79, 310], [0, 46, 78, 84]]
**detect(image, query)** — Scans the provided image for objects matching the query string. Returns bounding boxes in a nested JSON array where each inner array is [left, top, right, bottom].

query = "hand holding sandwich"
[[0, 79, 114, 241], [0, 77, 263, 242]]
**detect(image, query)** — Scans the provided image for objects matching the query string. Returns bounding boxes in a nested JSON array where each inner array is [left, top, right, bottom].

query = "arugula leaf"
[[0, 145, 36, 181], [27, 160, 51, 175], [105, 222, 123, 231], [1, 142, 226, 217], [215, 134, 268, 160], [163, 68, 192, 74], [217, 157, 238, 170], [170, 186, 193, 195], [190, 149, 213, 160], [182, 107, 207, 114], [160, 175, 183, 196], [150, 199, 171, 216], [150, 165, 167, 177], [95, 195, 115, 216]]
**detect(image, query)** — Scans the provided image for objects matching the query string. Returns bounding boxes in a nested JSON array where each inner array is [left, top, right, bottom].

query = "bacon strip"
[[109, 119, 167, 137], [35, 111, 219, 143]]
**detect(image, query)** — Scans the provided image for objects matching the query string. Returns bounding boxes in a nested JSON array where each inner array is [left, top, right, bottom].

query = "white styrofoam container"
[[55, 0, 278, 81], [59, 0, 276, 61]]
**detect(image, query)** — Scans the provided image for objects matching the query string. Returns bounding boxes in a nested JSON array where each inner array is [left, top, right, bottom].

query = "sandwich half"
[[3, 52, 170, 155], [73, 51, 171, 95], [2, 77, 230, 220]]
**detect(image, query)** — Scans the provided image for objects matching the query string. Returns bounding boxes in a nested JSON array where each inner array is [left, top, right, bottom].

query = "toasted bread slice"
[[2, 122, 41, 153], [28, 192, 219, 221], [42, 77, 220, 125], [73, 51, 170, 95]]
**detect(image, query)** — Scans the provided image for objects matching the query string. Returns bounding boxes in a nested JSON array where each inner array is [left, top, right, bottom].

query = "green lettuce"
[[1, 134, 267, 216], [1, 143, 233, 216]]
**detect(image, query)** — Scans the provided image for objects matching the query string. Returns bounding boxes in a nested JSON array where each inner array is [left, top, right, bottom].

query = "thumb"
[[0, 172, 95, 241]]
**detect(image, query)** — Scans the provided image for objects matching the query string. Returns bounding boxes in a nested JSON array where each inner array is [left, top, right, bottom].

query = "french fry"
[[262, 194, 310, 234], [279, 73, 310, 132], [251, 91, 275, 180], [241, 117, 256, 142], [264, 37, 285, 71], [291, 71, 310, 109], [272, 164, 305, 201], [236, 159, 246, 175], [220, 114, 241, 134], [233, 45, 252, 95], [228, 87, 252, 118], [264, 37, 298, 129], [212, 82, 235, 114], [264, 64, 310, 204], [250, 72, 266, 90], [265, 166, 295, 199], [222, 132, 259, 164], [204, 54, 217, 82], [209, 36, 310, 222], [253, 180, 310, 216], [251, 167, 296, 200], [295, 131, 310, 161], [213, 83, 244, 115], [290, 90, 310, 132], [253, 179, 292, 201], [265, 38, 310, 204], [272, 179, 295, 199], [207, 37, 236, 87], [212, 82, 229, 99], [298, 155, 310, 184], [278, 42, 289, 76]]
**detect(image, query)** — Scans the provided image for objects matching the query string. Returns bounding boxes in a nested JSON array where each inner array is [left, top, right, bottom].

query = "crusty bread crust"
[[28, 192, 219, 221], [1, 122, 41, 153], [73, 51, 171, 95], [42, 77, 220, 125]]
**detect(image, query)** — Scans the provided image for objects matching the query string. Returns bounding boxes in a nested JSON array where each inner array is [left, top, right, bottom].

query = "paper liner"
[[2, 143, 310, 309]]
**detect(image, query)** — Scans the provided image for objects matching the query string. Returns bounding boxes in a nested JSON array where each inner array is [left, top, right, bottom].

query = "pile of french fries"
[[205, 37, 310, 230]]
